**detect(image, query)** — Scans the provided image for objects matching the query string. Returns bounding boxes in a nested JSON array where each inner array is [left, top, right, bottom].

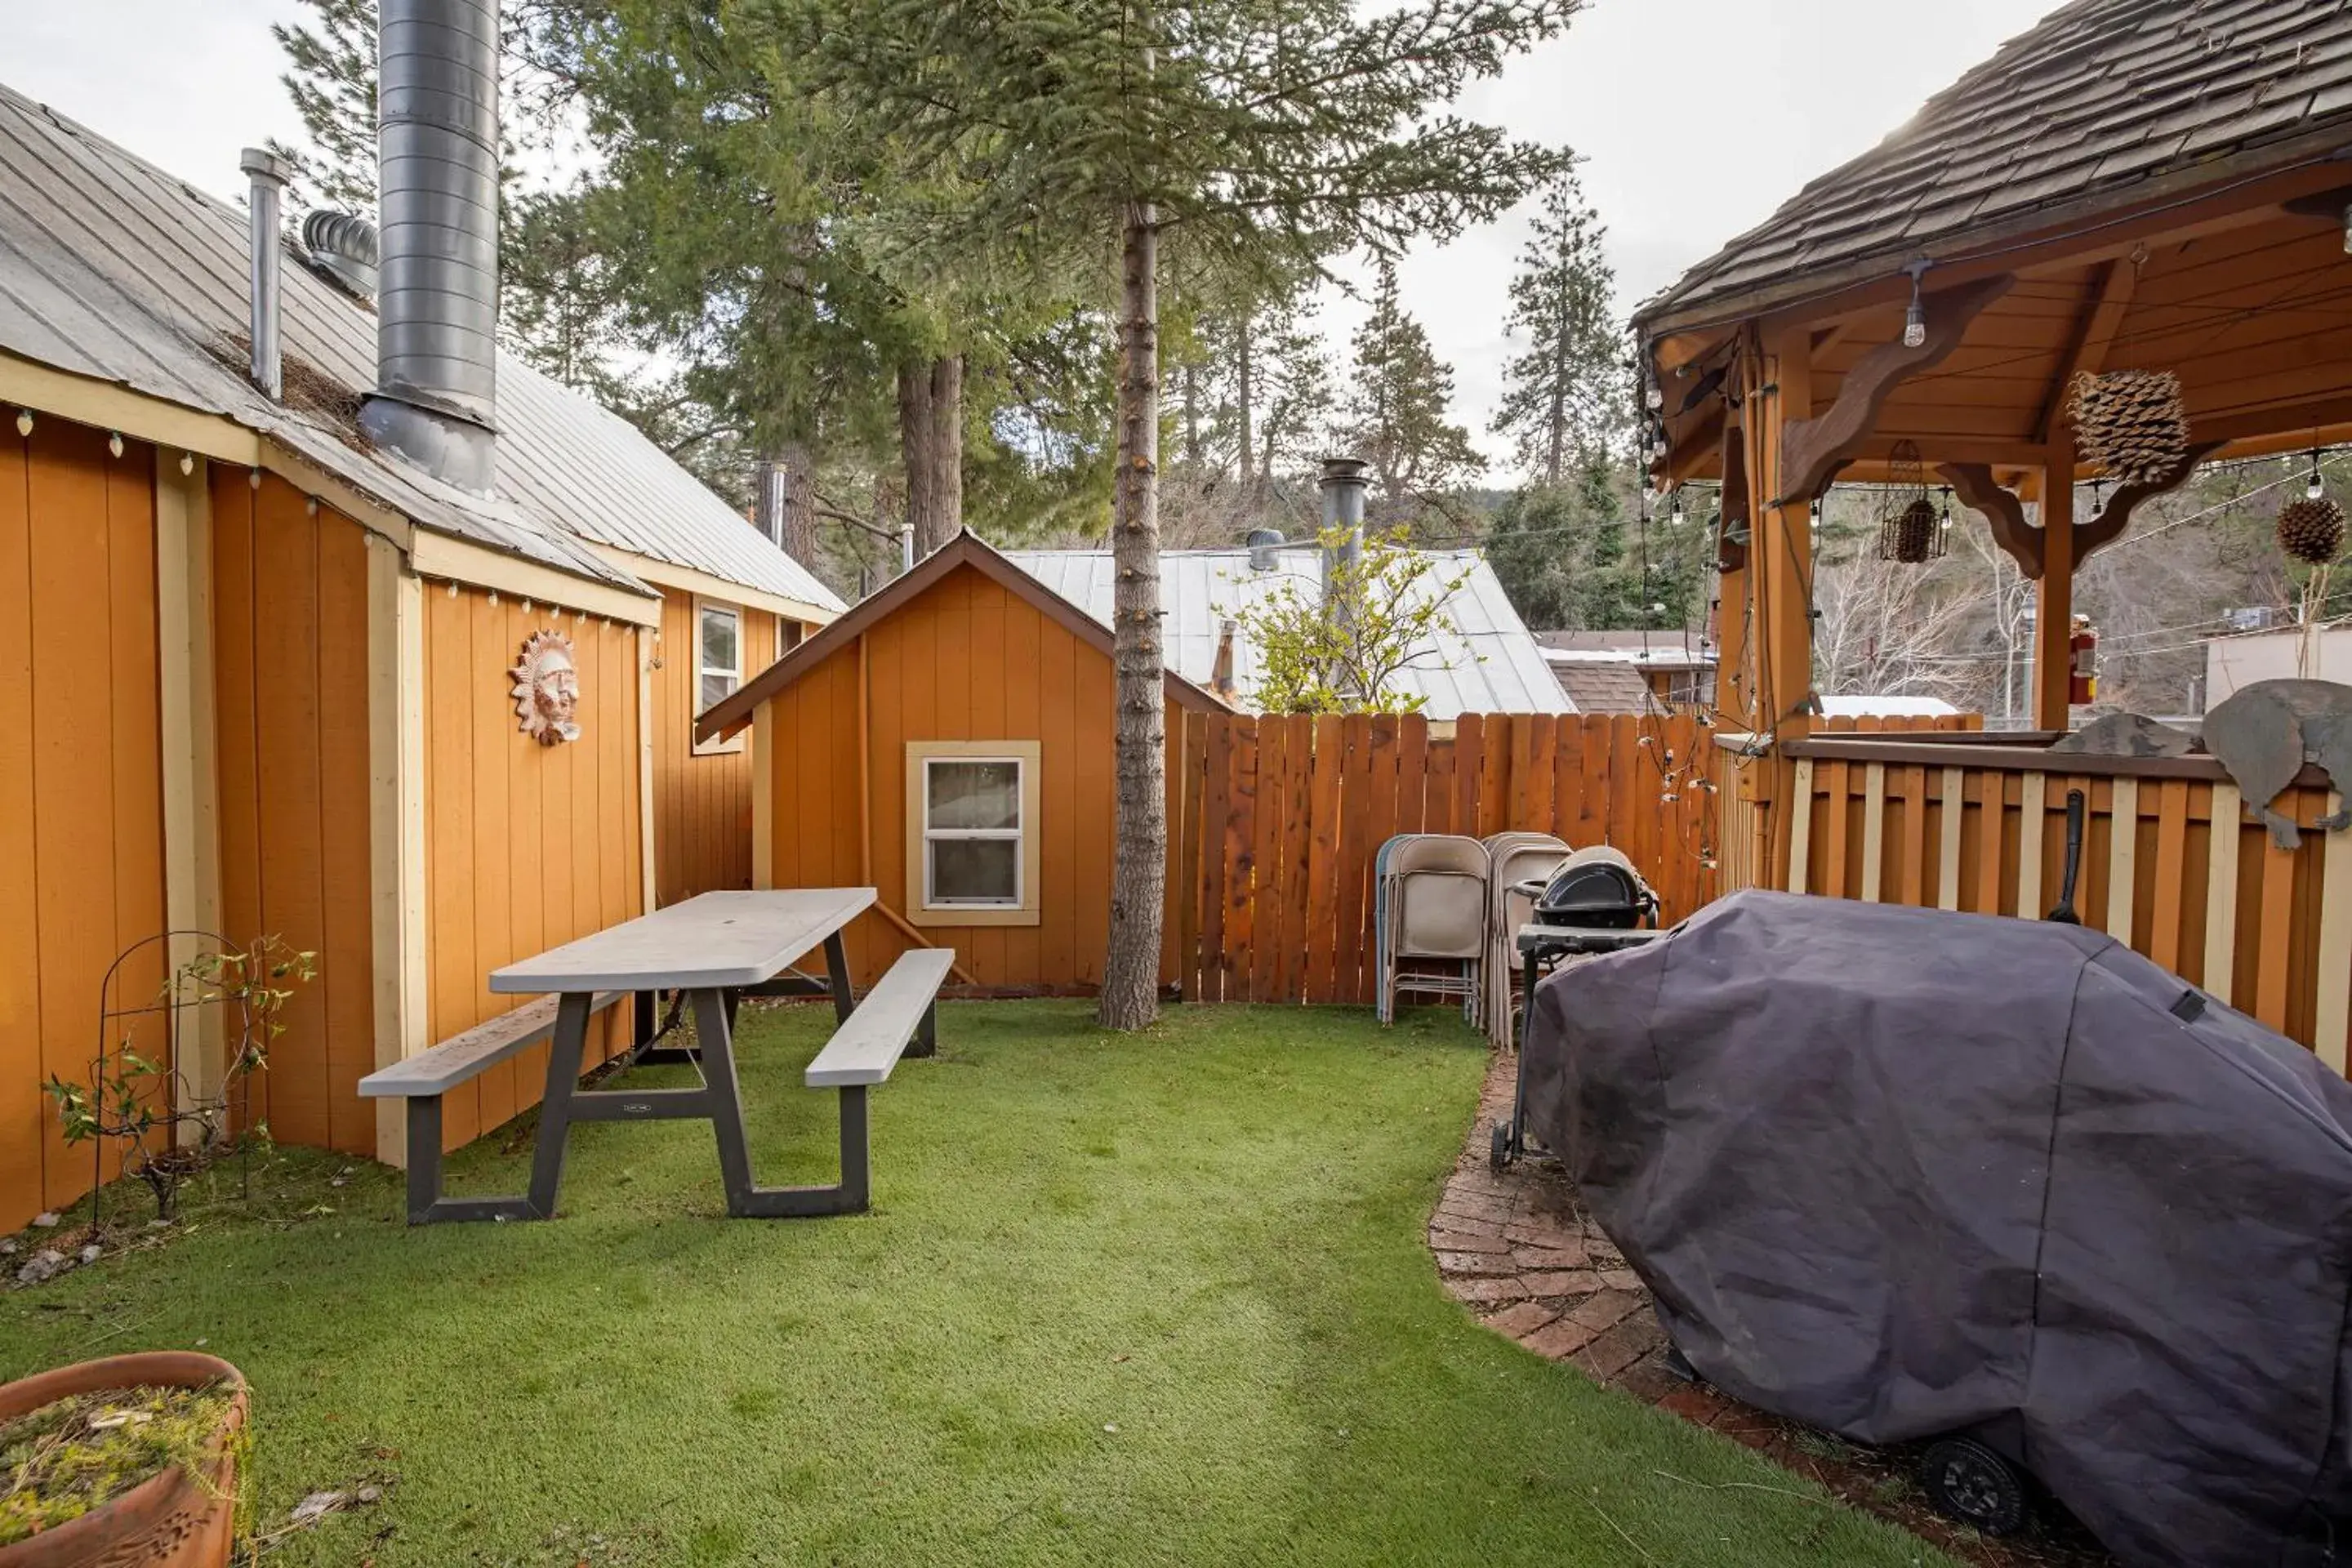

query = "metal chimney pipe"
[[1318, 457, 1370, 589], [238, 148, 291, 401], [359, 0, 501, 492]]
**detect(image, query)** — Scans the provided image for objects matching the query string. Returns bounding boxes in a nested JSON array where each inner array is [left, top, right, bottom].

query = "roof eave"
[[1634, 126, 2352, 345]]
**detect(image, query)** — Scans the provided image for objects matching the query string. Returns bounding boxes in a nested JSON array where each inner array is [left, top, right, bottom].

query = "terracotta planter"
[[0, 1352, 247, 1568]]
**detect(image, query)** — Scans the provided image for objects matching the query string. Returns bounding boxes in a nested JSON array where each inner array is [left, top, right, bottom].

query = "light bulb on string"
[[1669, 489, 1686, 528], [1940, 486, 1954, 531], [1902, 260, 1931, 350], [2309, 448, 2328, 501]]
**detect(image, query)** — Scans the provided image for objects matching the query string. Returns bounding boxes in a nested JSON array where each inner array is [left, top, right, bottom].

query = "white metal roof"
[[1000, 545, 1573, 719], [0, 83, 844, 617], [1818, 694, 1962, 718]]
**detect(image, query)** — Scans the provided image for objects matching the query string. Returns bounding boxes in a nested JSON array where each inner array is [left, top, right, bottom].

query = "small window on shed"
[[906, 741, 1042, 927], [693, 598, 746, 756]]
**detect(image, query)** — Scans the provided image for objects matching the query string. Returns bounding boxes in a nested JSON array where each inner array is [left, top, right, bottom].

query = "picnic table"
[[361, 889, 953, 1223]]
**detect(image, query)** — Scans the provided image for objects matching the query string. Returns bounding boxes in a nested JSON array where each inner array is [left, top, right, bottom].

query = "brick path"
[[1432, 1053, 1690, 1405]]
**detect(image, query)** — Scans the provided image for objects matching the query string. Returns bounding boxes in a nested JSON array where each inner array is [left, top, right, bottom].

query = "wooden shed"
[[698, 532, 1227, 993], [0, 82, 839, 1230]]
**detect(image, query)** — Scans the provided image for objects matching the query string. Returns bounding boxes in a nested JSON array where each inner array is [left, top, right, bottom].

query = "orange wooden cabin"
[[698, 532, 1227, 994], [1641, 0, 2352, 1069], [0, 84, 839, 1230]]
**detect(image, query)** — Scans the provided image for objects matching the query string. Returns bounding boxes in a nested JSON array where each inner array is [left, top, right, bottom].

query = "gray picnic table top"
[[489, 889, 878, 994]]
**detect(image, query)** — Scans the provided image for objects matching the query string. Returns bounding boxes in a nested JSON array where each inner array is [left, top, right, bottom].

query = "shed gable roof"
[[697, 532, 1228, 742], [0, 82, 844, 616], [1637, 0, 2352, 333]]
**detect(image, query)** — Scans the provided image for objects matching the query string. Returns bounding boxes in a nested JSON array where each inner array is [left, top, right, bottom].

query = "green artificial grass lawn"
[[0, 1002, 1952, 1567]]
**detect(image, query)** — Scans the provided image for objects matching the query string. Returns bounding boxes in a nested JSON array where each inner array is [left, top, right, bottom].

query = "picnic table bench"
[[359, 889, 951, 1224]]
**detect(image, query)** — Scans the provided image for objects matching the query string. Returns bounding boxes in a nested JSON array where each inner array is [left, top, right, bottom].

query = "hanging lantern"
[[1877, 440, 1947, 564], [2067, 369, 2189, 486]]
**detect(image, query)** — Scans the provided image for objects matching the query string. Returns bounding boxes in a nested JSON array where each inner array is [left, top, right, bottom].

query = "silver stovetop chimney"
[[238, 147, 291, 401], [359, 0, 501, 492]]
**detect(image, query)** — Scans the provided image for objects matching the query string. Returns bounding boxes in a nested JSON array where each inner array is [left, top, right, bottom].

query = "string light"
[[2309, 448, 2328, 501], [1940, 486, 1954, 532], [248, 469, 261, 491], [14, 411, 30, 438], [107, 432, 123, 459], [1902, 260, 1932, 349], [179, 452, 194, 476], [1669, 489, 1686, 527]]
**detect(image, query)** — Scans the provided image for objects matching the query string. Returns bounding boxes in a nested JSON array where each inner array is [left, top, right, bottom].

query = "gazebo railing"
[[1779, 733, 2352, 1068]]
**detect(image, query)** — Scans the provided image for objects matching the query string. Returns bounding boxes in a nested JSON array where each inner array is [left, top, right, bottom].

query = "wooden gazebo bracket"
[[1779, 273, 2015, 503], [1939, 440, 2224, 580]]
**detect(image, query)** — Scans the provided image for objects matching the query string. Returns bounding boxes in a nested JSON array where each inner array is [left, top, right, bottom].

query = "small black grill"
[[1518, 848, 1658, 931]]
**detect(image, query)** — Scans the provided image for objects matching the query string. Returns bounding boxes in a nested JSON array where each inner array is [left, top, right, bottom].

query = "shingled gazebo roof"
[[1637, 0, 2352, 336]]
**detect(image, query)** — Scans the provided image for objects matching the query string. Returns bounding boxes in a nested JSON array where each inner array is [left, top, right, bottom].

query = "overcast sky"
[[14, 0, 2058, 478]]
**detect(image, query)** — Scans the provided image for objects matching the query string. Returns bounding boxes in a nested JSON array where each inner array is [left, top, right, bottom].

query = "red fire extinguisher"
[[2069, 615, 2098, 706]]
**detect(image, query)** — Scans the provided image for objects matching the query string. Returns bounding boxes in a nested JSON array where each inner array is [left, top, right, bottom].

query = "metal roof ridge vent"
[[358, 0, 500, 494], [238, 147, 290, 401], [300, 210, 380, 302], [1245, 527, 1285, 572]]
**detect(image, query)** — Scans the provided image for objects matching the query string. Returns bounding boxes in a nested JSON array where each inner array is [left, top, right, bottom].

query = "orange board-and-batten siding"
[[755, 559, 1183, 991], [0, 421, 167, 1227], [421, 581, 643, 1152], [651, 591, 779, 907], [211, 470, 376, 1156]]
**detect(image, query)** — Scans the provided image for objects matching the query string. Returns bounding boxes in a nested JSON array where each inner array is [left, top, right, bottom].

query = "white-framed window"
[[693, 597, 745, 756], [906, 740, 1042, 926]]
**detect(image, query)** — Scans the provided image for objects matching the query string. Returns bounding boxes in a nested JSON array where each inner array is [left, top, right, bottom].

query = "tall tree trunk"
[[899, 356, 963, 556], [1236, 318, 1256, 504], [898, 361, 939, 557], [752, 456, 781, 542], [931, 354, 963, 547], [1102, 201, 1165, 1032], [1182, 359, 1201, 471], [779, 439, 818, 566]]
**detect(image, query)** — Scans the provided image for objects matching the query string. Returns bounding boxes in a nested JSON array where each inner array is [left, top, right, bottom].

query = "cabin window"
[[905, 740, 1043, 927], [692, 598, 746, 756]]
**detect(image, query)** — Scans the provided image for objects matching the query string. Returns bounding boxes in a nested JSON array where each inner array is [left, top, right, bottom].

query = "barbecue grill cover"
[[1522, 889, 2352, 1568]]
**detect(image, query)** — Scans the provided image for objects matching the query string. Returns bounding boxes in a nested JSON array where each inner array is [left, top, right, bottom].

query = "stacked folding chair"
[[1480, 832, 1569, 1044], [1373, 835, 1490, 1024]]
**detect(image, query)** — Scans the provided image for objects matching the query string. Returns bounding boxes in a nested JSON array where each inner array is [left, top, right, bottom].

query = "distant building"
[[2205, 626, 2352, 707], [1003, 543, 1572, 718], [1535, 631, 1717, 715]]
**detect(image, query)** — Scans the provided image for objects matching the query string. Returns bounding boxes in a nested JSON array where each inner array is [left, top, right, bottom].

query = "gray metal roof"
[[1636, 0, 2352, 332], [1000, 545, 1573, 719], [0, 83, 844, 615]]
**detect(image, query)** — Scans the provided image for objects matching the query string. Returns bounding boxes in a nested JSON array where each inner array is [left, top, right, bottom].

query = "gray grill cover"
[[1523, 889, 2352, 1568]]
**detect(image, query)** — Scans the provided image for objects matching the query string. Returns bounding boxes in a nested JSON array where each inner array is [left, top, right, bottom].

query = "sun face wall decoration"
[[510, 629, 583, 746]]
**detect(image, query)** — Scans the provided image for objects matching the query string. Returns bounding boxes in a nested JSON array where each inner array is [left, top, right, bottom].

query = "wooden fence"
[[1165, 710, 1984, 1009], [1166, 712, 1725, 1005]]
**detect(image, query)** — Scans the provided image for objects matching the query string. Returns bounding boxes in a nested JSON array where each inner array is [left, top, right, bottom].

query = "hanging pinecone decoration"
[[1891, 497, 1940, 564], [2278, 496, 2347, 566], [2067, 369, 2189, 486], [1876, 440, 1948, 564]]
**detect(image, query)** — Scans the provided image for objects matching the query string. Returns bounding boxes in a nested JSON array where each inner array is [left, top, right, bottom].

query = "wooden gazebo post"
[[2034, 450, 2076, 733]]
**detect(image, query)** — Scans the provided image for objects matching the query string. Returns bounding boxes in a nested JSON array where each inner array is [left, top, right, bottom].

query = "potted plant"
[[0, 1351, 247, 1566]]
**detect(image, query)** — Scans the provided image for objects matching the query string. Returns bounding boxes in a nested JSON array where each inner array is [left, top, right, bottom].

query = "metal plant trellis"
[[61, 931, 307, 1232], [1877, 440, 1949, 565]]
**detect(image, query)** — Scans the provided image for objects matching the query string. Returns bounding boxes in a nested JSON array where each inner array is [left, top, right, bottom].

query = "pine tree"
[[792, 0, 1576, 1028], [265, 0, 379, 212], [1492, 164, 1627, 486], [1345, 258, 1483, 533]]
